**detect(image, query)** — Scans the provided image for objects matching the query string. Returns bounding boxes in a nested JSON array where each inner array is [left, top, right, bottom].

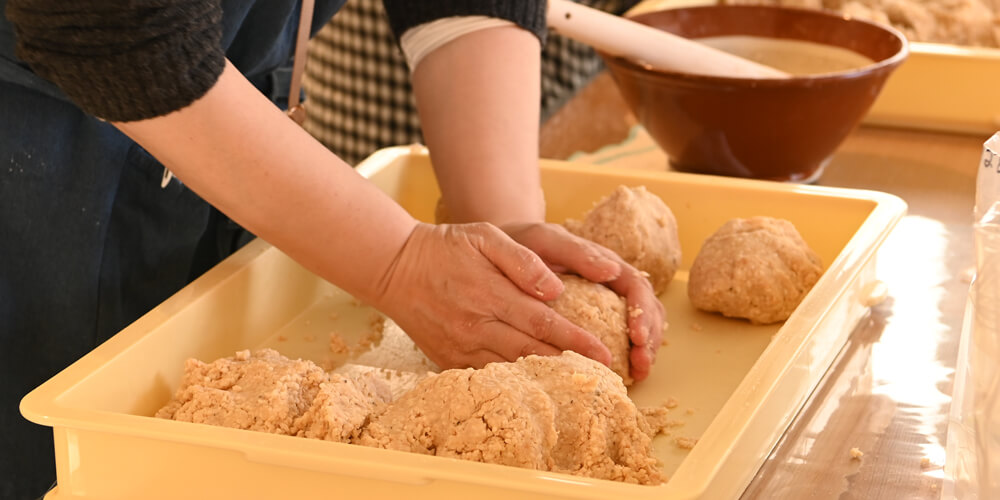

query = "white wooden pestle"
[[547, 0, 790, 79]]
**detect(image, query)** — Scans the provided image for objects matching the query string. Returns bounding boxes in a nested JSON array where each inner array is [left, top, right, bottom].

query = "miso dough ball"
[[564, 185, 681, 294], [357, 352, 663, 485], [687, 217, 823, 325], [547, 274, 632, 386]]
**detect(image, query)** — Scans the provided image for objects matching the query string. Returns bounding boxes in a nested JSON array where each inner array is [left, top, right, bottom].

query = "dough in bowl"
[[687, 216, 823, 324]]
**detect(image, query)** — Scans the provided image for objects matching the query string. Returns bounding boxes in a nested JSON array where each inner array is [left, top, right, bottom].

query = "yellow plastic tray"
[[629, 0, 1000, 136], [864, 42, 1000, 136], [21, 148, 906, 500]]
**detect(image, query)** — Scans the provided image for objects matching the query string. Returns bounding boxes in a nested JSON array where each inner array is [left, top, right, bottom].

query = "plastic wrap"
[[946, 132, 1000, 499]]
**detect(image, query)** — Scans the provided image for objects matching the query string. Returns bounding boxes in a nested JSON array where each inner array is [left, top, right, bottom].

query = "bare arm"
[[412, 25, 545, 226], [115, 59, 612, 369], [114, 60, 417, 305], [9, 0, 614, 369], [410, 26, 665, 381]]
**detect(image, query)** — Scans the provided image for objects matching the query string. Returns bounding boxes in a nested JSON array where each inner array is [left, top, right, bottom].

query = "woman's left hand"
[[501, 222, 666, 382]]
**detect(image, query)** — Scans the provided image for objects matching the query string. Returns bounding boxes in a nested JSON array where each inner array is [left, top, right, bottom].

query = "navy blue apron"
[[0, 1, 345, 497]]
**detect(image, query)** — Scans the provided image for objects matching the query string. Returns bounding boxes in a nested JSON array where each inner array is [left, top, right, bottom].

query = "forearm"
[[114, 60, 418, 303], [411, 25, 545, 226]]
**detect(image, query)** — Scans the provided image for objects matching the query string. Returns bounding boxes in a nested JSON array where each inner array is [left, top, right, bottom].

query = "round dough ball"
[[357, 361, 559, 470], [547, 274, 632, 385], [687, 217, 823, 325], [564, 185, 681, 294]]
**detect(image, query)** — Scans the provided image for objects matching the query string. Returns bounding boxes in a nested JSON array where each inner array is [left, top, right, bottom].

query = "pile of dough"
[[565, 185, 681, 294], [723, 0, 999, 48], [357, 351, 662, 485], [547, 273, 632, 385], [158, 350, 663, 484], [687, 217, 823, 324], [156, 349, 390, 441], [293, 371, 392, 442]]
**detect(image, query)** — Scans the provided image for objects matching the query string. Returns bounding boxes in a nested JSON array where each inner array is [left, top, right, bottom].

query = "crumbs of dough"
[[639, 406, 685, 436], [850, 447, 864, 460], [674, 437, 698, 450], [329, 332, 349, 355], [628, 306, 644, 318], [367, 312, 385, 331], [353, 313, 386, 355], [638, 397, 687, 438]]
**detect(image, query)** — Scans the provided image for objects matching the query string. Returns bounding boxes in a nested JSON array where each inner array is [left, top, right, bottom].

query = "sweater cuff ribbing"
[[381, 0, 548, 45]]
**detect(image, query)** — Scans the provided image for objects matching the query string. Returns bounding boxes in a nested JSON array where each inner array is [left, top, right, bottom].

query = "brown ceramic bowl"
[[598, 5, 908, 182]]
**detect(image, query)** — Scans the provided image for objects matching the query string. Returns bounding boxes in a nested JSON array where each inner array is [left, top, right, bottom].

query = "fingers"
[[630, 343, 654, 382], [474, 225, 565, 301], [376, 222, 640, 377], [459, 349, 509, 369], [495, 294, 613, 366], [478, 320, 563, 361], [604, 262, 665, 383], [505, 223, 622, 283], [624, 299, 664, 383], [500, 222, 667, 382]]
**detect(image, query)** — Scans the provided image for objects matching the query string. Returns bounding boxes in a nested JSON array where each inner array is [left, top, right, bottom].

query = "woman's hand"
[[407, 24, 662, 380], [501, 222, 665, 382], [372, 222, 613, 370]]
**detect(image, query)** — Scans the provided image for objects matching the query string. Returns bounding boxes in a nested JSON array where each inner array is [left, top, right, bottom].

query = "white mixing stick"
[[547, 0, 790, 79]]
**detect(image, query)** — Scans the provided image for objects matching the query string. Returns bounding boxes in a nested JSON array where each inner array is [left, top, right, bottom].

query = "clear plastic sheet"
[[946, 133, 1000, 499]]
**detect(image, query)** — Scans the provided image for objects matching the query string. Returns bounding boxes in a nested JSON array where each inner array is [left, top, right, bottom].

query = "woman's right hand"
[[371, 222, 613, 370]]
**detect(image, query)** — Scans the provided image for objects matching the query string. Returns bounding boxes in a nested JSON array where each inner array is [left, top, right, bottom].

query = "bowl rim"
[[601, 4, 910, 86]]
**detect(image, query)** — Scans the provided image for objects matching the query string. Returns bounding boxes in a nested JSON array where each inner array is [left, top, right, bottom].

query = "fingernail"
[[601, 260, 622, 282], [534, 273, 562, 296]]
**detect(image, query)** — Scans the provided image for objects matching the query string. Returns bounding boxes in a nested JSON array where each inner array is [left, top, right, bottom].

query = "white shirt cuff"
[[399, 16, 518, 71]]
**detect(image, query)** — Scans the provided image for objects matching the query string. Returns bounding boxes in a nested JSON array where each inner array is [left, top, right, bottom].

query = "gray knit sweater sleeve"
[[381, 1, 548, 43], [5, 1, 547, 122], [5, 0, 225, 122]]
